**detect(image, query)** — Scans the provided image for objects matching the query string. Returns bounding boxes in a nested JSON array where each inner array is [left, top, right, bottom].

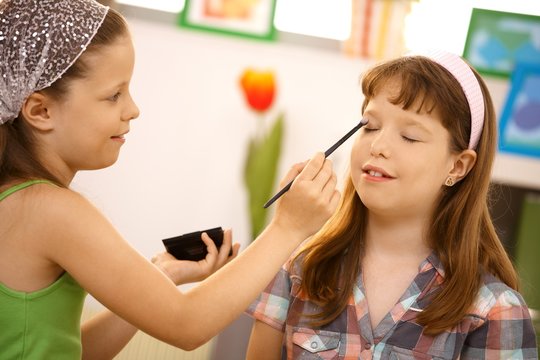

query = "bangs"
[[359, 55, 472, 152], [361, 58, 441, 115], [365, 74, 437, 115]]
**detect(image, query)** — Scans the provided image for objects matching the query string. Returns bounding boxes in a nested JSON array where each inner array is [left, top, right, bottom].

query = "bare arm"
[[80, 230, 239, 358], [81, 310, 138, 360], [246, 320, 284, 360], [41, 152, 338, 350]]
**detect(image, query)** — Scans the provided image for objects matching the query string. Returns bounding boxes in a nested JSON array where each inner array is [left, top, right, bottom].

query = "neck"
[[54, 170, 75, 187], [38, 150, 76, 187], [364, 211, 431, 261]]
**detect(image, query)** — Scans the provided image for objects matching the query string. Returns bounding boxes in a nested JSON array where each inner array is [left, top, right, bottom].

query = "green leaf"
[[244, 113, 284, 239]]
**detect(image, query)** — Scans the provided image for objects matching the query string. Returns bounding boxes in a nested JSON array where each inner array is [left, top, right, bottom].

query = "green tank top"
[[0, 180, 87, 360]]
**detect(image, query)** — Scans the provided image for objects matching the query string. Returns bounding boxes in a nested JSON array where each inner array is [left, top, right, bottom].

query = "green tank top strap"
[[0, 179, 57, 201]]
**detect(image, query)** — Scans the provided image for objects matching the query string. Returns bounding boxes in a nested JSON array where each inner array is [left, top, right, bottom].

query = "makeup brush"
[[263, 118, 368, 208]]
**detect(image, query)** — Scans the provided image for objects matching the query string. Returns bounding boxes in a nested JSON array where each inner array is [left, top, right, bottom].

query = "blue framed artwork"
[[463, 8, 540, 78], [499, 62, 540, 158]]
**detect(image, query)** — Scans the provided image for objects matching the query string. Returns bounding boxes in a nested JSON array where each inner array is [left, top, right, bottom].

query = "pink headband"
[[425, 50, 485, 150]]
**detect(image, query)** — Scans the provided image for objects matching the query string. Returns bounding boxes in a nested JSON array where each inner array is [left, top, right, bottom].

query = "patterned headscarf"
[[0, 0, 109, 124]]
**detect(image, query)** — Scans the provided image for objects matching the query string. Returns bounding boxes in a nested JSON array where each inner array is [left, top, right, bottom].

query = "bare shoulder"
[[20, 184, 98, 226], [18, 184, 116, 254], [0, 183, 116, 290], [26, 182, 94, 207], [0, 182, 100, 229]]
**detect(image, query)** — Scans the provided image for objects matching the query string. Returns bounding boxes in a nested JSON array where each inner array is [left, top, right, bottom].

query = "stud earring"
[[445, 177, 455, 187]]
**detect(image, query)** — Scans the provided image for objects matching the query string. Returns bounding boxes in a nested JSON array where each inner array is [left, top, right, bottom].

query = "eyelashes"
[[108, 92, 121, 102], [362, 127, 419, 143], [401, 136, 418, 143]]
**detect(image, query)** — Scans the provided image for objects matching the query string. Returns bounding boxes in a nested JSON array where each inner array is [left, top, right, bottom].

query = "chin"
[[84, 157, 120, 171], [358, 193, 396, 213], [102, 157, 120, 169]]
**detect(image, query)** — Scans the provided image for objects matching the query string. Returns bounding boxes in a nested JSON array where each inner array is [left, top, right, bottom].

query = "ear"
[[448, 149, 477, 183], [20, 92, 55, 131]]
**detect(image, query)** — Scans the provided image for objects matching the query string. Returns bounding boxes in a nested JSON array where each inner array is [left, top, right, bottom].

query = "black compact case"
[[162, 227, 226, 261]]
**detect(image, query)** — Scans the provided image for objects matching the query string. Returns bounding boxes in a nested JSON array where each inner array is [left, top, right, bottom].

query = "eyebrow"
[[99, 81, 129, 93], [111, 81, 129, 89]]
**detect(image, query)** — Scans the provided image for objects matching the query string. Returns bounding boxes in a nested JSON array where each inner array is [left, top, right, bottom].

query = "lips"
[[111, 131, 128, 140], [362, 165, 395, 179]]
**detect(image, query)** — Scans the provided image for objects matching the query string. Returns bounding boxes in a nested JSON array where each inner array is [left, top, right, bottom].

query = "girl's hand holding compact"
[[151, 229, 240, 285]]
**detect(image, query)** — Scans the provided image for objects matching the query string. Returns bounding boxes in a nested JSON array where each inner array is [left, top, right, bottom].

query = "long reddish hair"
[[294, 56, 519, 335]]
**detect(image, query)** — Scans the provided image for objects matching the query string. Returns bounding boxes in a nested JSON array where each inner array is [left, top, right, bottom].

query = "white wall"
[[74, 16, 540, 268]]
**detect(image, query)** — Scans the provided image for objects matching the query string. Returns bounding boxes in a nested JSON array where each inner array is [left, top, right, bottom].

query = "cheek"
[[350, 136, 367, 164], [349, 142, 368, 188], [408, 162, 447, 198]]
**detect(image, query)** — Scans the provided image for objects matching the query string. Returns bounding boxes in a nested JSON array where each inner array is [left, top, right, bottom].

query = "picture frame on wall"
[[463, 8, 540, 78], [179, 0, 277, 41], [499, 62, 540, 158]]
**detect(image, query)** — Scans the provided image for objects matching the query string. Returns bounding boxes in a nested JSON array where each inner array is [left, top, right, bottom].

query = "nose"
[[370, 130, 391, 158], [123, 93, 140, 121]]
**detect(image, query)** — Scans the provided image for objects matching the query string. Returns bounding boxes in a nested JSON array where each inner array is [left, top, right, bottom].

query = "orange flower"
[[239, 69, 275, 112]]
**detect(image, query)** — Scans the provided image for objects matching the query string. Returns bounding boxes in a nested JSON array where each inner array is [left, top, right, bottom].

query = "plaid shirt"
[[246, 253, 538, 359]]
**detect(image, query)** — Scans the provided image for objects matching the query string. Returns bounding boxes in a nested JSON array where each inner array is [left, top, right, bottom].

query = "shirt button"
[[311, 341, 318, 349], [365, 342, 372, 350]]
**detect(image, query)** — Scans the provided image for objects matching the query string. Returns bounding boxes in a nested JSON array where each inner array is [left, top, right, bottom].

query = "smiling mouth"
[[364, 169, 395, 179]]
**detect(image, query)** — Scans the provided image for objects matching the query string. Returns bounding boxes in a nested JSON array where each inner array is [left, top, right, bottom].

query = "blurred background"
[[79, 0, 540, 358]]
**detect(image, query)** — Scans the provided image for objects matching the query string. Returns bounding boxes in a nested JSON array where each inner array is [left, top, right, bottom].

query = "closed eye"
[[363, 127, 379, 133], [402, 136, 418, 143]]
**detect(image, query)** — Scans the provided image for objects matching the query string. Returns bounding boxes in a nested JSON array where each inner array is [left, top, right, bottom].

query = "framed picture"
[[499, 62, 540, 158], [179, 0, 277, 41], [463, 8, 540, 78]]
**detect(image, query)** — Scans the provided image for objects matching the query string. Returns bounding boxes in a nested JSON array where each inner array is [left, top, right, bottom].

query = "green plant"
[[239, 68, 284, 239]]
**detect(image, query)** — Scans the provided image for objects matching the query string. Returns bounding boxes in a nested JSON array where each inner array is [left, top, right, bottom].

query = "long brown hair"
[[294, 56, 519, 335], [0, 8, 128, 187]]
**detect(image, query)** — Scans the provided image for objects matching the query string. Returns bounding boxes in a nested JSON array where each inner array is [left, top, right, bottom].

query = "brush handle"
[[323, 123, 362, 157], [263, 120, 366, 209], [262, 180, 293, 209]]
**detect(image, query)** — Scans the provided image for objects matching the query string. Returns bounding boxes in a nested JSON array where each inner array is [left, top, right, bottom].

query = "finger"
[[231, 243, 241, 258], [201, 232, 218, 265], [311, 159, 334, 190], [278, 161, 307, 188], [215, 229, 233, 267], [201, 232, 218, 254], [296, 152, 326, 181], [151, 252, 173, 264], [320, 172, 338, 203]]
